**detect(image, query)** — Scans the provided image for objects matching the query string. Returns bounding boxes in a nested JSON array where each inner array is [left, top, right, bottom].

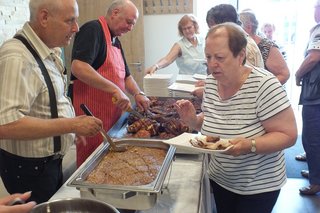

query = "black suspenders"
[[14, 35, 61, 153]]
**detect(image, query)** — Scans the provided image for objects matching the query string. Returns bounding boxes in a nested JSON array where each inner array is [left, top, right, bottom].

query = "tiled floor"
[[272, 178, 320, 213]]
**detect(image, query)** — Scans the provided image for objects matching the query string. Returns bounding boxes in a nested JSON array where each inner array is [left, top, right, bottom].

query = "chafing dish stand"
[[50, 143, 212, 213]]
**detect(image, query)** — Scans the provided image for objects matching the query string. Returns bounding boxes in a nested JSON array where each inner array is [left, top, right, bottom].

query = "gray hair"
[[239, 9, 259, 35], [29, 0, 63, 21], [107, 0, 128, 16]]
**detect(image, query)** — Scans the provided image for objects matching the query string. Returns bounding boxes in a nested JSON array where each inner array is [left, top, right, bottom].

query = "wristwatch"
[[251, 139, 257, 153], [134, 91, 146, 97]]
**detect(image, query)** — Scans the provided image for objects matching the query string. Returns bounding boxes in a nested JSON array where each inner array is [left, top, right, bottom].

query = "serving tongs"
[[80, 104, 127, 152], [126, 106, 145, 119], [112, 97, 144, 119]]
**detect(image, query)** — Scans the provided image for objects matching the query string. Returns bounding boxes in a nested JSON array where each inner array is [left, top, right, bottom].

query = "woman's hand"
[[175, 99, 202, 131], [145, 65, 158, 75], [225, 137, 252, 156], [192, 87, 204, 99], [195, 80, 205, 87]]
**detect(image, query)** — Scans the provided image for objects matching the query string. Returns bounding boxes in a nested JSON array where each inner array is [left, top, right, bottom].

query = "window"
[[238, 0, 315, 109], [197, 0, 316, 111]]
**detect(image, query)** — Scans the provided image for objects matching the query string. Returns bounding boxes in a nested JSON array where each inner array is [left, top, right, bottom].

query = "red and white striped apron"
[[73, 16, 125, 167]]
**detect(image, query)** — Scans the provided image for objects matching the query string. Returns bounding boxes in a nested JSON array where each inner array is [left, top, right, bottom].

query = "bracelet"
[[155, 64, 160, 70], [134, 91, 146, 97], [250, 139, 257, 153]]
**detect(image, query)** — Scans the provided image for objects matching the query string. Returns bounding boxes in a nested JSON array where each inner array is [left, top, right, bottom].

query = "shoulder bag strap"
[[14, 35, 61, 153]]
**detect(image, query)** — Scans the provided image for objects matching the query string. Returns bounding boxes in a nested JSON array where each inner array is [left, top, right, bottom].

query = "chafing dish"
[[67, 139, 175, 210]]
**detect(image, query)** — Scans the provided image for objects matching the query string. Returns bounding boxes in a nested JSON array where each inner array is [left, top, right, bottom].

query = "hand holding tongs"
[[111, 97, 144, 119], [80, 104, 126, 152]]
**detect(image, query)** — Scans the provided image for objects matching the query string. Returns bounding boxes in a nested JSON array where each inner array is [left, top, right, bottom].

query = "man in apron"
[[71, 0, 150, 167]]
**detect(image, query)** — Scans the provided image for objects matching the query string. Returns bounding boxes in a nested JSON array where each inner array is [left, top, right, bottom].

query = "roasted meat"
[[189, 135, 231, 150], [126, 97, 201, 139], [127, 118, 159, 136]]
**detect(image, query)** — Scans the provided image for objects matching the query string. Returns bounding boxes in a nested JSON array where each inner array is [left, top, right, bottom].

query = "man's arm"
[[71, 60, 130, 110], [0, 116, 102, 140], [124, 75, 150, 110], [295, 49, 320, 86], [71, 60, 122, 94]]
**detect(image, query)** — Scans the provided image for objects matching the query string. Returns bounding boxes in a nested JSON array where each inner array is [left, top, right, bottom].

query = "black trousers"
[[210, 180, 280, 213], [0, 149, 63, 204]]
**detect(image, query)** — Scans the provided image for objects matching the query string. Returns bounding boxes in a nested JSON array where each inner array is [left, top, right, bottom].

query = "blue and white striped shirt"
[[202, 67, 290, 195]]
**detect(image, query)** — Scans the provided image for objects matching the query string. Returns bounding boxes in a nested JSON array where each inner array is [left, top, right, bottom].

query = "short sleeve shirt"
[[307, 24, 320, 52], [71, 20, 130, 79], [202, 67, 290, 195], [0, 23, 75, 157], [246, 35, 264, 68]]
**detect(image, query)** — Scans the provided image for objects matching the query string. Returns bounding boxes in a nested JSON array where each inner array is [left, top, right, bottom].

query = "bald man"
[[71, 0, 150, 166], [0, 0, 102, 203]]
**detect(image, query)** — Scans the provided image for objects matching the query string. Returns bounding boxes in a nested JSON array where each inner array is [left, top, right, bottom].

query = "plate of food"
[[163, 132, 233, 154]]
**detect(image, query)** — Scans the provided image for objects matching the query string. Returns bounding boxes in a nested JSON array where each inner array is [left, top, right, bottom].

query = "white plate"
[[192, 74, 207, 80], [168, 83, 195, 93], [176, 74, 198, 84], [163, 132, 233, 154], [193, 59, 207, 63]]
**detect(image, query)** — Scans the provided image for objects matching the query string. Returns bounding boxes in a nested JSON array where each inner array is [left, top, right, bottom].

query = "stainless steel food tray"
[[67, 139, 176, 210]]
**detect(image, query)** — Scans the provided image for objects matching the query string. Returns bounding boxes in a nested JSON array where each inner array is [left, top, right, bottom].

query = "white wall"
[[143, 0, 237, 76], [143, 14, 182, 76], [0, 0, 29, 45]]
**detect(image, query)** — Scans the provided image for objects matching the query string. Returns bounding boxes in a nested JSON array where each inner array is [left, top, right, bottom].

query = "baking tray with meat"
[[67, 139, 175, 210], [108, 96, 202, 140]]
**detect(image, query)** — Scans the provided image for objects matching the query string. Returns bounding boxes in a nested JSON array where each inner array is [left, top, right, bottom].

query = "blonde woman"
[[145, 14, 207, 75]]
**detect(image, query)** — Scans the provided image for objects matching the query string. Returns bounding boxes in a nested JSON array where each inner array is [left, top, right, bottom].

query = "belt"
[[45, 153, 64, 161]]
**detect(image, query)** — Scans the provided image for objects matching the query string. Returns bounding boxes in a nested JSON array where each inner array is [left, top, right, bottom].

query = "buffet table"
[[50, 152, 212, 213]]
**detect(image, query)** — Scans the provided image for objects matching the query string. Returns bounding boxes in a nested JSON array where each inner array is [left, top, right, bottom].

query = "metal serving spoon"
[[80, 104, 126, 152]]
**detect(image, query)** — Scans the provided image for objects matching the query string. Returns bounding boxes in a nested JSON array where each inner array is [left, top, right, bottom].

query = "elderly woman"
[[145, 14, 207, 75], [175, 22, 297, 213], [240, 10, 290, 85]]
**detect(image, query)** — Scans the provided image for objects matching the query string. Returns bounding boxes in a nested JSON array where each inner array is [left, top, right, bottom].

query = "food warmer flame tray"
[[67, 139, 176, 210]]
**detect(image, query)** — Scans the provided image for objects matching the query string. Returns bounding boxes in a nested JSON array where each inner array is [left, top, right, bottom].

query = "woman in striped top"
[[175, 22, 297, 213]]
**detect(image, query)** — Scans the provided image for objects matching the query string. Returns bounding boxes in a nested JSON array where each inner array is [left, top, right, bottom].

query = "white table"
[[50, 154, 212, 213]]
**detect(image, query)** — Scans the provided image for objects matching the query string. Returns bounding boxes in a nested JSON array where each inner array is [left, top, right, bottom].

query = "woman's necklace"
[[188, 36, 197, 47]]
